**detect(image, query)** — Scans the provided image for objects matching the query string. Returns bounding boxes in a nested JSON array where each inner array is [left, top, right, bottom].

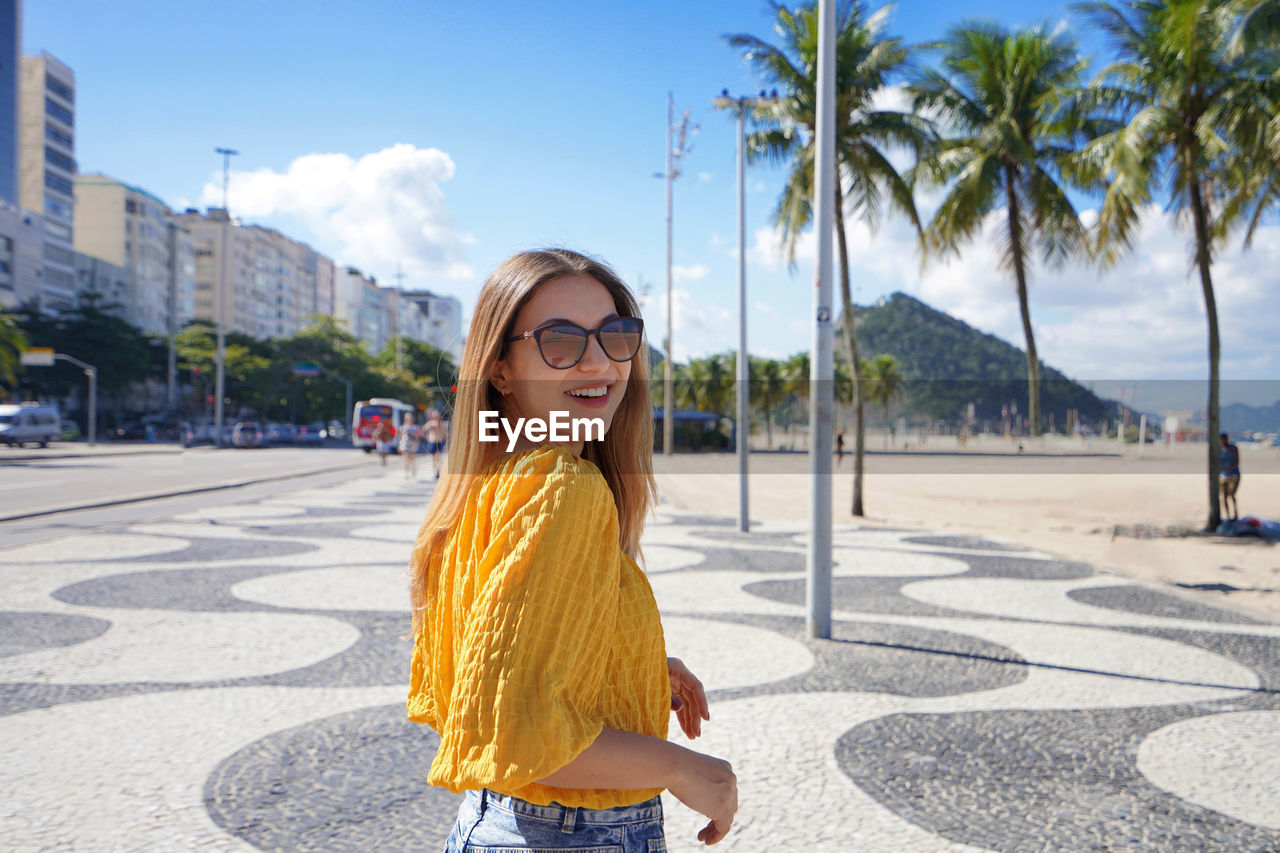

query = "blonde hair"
[[409, 249, 656, 627]]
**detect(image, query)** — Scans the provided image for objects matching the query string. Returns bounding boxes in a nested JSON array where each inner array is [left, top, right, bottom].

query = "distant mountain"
[[1222, 400, 1280, 434], [836, 292, 1115, 425]]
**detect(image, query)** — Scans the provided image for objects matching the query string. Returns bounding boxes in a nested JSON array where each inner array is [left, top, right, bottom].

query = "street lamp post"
[[807, 0, 837, 639], [54, 353, 96, 446], [213, 147, 238, 448], [714, 89, 776, 533]]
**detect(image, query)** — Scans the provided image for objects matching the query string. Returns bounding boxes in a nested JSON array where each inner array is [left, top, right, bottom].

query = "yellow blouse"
[[407, 445, 669, 809]]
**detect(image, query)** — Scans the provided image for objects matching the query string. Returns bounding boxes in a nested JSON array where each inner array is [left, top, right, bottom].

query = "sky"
[[24, 0, 1280, 412]]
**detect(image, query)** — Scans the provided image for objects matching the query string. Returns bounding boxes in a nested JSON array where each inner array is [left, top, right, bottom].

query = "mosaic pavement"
[[2, 470, 1279, 851]]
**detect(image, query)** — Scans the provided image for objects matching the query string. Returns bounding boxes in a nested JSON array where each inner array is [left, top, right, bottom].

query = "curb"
[[0, 460, 374, 523]]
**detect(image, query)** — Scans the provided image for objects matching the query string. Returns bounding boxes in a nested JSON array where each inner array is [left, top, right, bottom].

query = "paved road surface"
[[1, 467, 1278, 850]]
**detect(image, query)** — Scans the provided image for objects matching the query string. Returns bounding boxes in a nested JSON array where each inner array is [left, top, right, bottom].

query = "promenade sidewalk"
[[0, 465, 1277, 850]]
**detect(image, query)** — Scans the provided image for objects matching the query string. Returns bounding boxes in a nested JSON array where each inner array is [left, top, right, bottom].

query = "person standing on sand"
[[835, 430, 845, 465], [1220, 432, 1241, 522]]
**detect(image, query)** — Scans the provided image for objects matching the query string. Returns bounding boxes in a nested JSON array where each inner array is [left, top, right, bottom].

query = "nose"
[[575, 332, 611, 373]]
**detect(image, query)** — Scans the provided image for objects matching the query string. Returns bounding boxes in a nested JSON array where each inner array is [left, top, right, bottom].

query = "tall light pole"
[[807, 0, 836, 639], [213, 147, 237, 448], [659, 93, 695, 455], [713, 89, 777, 532]]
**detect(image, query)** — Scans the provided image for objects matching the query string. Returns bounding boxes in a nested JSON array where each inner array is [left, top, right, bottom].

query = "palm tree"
[[1075, 0, 1280, 529], [861, 353, 907, 447], [908, 22, 1095, 440], [0, 311, 28, 392], [750, 356, 788, 448], [726, 0, 928, 516]]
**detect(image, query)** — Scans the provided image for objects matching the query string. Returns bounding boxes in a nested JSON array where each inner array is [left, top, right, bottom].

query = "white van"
[[0, 403, 62, 448]]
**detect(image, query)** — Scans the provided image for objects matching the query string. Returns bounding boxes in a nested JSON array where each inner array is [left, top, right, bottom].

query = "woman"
[[408, 249, 737, 851], [399, 412, 421, 480]]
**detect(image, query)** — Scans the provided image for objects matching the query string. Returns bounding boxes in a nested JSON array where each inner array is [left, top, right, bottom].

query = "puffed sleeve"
[[428, 450, 621, 793]]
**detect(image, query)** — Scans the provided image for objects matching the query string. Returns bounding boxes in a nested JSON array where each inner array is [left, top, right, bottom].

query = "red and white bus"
[[352, 398, 415, 452]]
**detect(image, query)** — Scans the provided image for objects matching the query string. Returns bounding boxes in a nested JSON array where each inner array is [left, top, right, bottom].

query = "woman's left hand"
[[668, 657, 710, 739]]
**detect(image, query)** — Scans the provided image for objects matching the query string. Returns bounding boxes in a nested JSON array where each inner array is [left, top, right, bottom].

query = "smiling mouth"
[[565, 384, 611, 406]]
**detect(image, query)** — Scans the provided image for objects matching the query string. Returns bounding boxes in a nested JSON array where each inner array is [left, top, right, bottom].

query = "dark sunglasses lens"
[[599, 318, 643, 362], [538, 326, 588, 368]]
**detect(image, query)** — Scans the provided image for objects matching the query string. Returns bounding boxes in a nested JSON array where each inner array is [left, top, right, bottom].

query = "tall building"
[[0, 0, 19, 206], [402, 289, 463, 360], [333, 265, 385, 348], [19, 51, 75, 312], [172, 208, 322, 340], [73, 173, 193, 335]]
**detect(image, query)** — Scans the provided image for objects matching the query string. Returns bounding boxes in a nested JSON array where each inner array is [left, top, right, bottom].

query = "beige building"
[[18, 51, 75, 312], [173, 208, 322, 340], [73, 173, 194, 335]]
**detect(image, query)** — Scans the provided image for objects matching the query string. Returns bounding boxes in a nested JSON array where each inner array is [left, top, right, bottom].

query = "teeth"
[[568, 386, 607, 398]]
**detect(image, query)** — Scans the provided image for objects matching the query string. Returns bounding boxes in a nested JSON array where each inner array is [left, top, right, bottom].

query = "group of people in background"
[[371, 410, 448, 480]]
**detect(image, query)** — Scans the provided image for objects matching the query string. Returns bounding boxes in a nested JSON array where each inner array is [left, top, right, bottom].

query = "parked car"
[[263, 422, 290, 445], [0, 403, 61, 447], [108, 422, 149, 441], [60, 420, 81, 441], [232, 421, 265, 448], [295, 422, 326, 446]]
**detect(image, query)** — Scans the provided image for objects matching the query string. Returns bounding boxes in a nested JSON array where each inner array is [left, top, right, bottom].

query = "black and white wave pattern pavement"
[[1, 473, 1278, 852]]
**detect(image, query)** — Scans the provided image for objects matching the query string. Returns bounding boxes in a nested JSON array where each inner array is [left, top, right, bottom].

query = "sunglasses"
[[506, 316, 645, 369]]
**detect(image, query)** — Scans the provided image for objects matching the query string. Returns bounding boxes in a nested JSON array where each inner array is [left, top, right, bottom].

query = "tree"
[[0, 310, 28, 394], [1076, 0, 1280, 529], [861, 353, 906, 447], [749, 356, 788, 448], [726, 0, 928, 515], [908, 22, 1095, 440]]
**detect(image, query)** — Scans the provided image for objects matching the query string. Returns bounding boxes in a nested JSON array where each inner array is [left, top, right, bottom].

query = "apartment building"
[[0, 0, 18, 206], [18, 52, 75, 312], [333, 265, 385, 348], [401, 289, 463, 360], [73, 173, 194, 335], [174, 208, 321, 340], [0, 203, 41, 308]]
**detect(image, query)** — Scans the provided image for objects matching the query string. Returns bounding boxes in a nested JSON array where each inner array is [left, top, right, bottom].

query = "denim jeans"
[[444, 789, 667, 852]]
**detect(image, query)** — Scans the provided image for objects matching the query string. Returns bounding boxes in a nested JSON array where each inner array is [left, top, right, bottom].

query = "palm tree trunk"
[[1004, 169, 1040, 437], [1188, 169, 1221, 530], [834, 183, 865, 516]]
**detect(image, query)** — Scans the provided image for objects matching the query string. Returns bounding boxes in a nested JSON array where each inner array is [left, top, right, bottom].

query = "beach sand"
[[653, 436, 1280, 621]]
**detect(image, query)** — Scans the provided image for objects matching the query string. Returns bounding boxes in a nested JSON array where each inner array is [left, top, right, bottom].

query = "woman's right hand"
[[667, 746, 738, 845]]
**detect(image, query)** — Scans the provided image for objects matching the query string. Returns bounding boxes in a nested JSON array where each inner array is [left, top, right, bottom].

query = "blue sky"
[[26, 0, 1279, 410]]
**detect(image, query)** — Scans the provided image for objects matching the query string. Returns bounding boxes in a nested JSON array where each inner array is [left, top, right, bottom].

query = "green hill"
[[836, 292, 1113, 427]]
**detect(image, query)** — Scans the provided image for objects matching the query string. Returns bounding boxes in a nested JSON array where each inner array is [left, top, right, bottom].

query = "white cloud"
[[697, 171, 714, 183], [744, 203, 1280, 384], [642, 287, 734, 362], [672, 263, 710, 282], [198, 143, 473, 281]]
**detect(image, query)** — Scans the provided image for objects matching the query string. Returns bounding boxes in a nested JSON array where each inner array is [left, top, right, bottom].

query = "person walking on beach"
[[407, 249, 737, 851], [372, 418, 394, 467], [1220, 432, 1241, 521], [835, 429, 845, 465], [399, 413, 421, 480], [424, 410, 446, 479]]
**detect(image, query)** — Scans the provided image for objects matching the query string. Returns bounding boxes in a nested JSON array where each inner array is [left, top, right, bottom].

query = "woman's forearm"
[[537, 727, 682, 790]]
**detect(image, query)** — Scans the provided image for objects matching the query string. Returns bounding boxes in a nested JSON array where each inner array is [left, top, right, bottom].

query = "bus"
[[352, 398, 415, 452]]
